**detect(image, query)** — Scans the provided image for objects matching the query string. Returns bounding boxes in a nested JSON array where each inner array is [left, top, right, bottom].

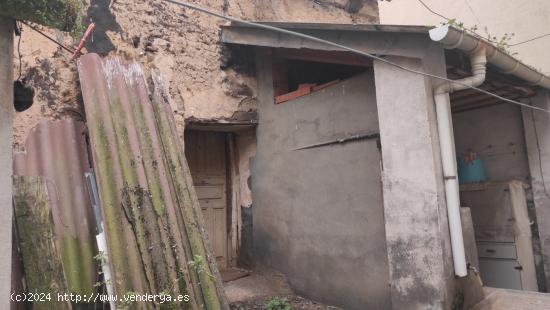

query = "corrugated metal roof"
[[78, 53, 227, 309], [13, 119, 98, 297]]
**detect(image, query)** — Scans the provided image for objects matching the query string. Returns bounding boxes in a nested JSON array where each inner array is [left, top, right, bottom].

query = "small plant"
[[444, 18, 478, 33], [187, 254, 214, 279], [265, 297, 293, 310], [484, 28, 517, 55], [441, 19, 517, 55], [93, 251, 108, 265]]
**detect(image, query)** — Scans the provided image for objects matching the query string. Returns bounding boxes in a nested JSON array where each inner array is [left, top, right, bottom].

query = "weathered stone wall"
[[12, 0, 379, 149]]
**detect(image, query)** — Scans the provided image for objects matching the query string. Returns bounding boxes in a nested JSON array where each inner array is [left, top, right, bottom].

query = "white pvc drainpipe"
[[433, 47, 487, 277]]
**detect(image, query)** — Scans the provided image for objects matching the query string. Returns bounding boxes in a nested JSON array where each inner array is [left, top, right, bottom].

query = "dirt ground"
[[224, 270, 342, 310], [230, 295, 343, 310]]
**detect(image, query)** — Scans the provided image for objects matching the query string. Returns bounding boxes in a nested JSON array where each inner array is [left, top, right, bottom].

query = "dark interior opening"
[[286, 60, 367, 91], [271, 56, 368, 103]]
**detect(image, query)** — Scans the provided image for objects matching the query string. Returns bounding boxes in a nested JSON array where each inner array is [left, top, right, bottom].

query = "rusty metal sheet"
[[78, 53, 227, 309], [13, 119, 98, 297]]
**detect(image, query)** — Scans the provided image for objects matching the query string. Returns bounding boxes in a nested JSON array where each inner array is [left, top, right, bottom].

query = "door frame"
[[184, 124, 253, 269]]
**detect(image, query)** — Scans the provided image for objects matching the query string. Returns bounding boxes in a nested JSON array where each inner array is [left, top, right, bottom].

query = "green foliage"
[[441, 19, 517, 55], [0, 0, 84, 34], [93, 251, 107, 265], [265, 297, 293, 310], [187, 254, 215, 279], [445, 18, 478, 33], [485, 29, 517, 55]]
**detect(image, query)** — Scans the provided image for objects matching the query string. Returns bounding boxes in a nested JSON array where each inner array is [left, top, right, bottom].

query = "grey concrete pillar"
[[0, 17, 13, 309], [374, 56, 454, 309], [522, 90, 550, 290]]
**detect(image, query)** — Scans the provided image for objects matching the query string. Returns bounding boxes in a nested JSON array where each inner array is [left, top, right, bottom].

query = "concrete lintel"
[[374, 52, 454, 309], [522, 90, 550, 290], [0, 17, 14, 310], [222, 25, 434, 60]]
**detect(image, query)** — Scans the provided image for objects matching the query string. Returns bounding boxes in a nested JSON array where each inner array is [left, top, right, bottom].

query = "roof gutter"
[[429, 25, 550, 89]]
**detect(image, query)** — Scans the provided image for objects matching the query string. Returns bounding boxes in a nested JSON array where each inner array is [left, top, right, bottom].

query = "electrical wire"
[[417, 0, 449, 21], [510, 33, 550, 47], [416, 0, 500, 45], [19, 20, 75, 54], [463, 0, 481, 26], [162, 0, 550, 115], [417, 0, 550, 47]]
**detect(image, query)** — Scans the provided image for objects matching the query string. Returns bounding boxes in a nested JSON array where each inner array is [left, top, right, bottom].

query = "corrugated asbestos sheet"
[[13, 176, 72, 310], [13, 119, 98, 297], [78, 53, 227, 309]]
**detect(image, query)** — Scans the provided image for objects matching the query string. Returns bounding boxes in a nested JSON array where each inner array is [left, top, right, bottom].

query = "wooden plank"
[[275, 84, 314, 104], [13, 176, 70, 310]]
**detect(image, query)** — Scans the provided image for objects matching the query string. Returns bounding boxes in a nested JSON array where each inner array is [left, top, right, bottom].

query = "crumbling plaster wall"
[[12, 0, 379, 150], [11, 25, 81, 150]]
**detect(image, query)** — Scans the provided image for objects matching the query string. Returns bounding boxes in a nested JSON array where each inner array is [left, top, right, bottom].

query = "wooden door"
[[185, 131, 228, 270]]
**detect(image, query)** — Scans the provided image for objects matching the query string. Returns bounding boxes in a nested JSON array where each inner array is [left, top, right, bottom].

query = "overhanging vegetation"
[[0, 0, 83, 32]]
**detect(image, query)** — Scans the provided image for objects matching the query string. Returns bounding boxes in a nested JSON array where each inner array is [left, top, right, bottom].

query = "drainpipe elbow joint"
[[435, 82, 452, 95]]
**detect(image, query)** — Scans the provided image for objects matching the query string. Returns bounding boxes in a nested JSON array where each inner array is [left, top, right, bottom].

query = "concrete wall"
[[0, 17, 13, 310], [238, 32, 458, 308], [252, 50, 390, 309], [453, 104, 530, 182], [522, 91, 550, 290], [373, 52, 455, 309], [379, 0, 550, 73]]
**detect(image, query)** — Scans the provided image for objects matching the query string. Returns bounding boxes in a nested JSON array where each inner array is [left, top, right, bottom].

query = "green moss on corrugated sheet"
[[13, 176, 71, 310], [0, 0, 83, 33]]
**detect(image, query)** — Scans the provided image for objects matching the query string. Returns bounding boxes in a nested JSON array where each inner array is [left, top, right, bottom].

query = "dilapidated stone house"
[[6, 1, 550, 309]]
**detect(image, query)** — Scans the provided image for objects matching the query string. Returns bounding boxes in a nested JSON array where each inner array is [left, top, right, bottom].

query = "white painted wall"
[[379, 0, 550, 73]]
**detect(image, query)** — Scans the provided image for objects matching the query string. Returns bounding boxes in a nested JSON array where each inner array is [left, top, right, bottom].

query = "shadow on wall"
[[85, 0, 120, 55], [239, 205, 254, 269]]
